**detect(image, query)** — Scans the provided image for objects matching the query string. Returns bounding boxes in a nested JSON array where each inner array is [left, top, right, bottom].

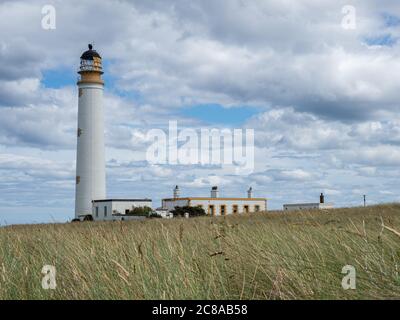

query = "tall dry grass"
[[0, 204, 399, 300]]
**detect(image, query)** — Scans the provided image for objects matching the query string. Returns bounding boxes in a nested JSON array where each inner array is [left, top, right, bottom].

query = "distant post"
[[363, 195, 366, 207]]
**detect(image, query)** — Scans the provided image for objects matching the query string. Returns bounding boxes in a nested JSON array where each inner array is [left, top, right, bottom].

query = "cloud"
[[341, 145, 400, 167], [107, 0, 400, 120], [0, 86, 76, 148], [2, 0, 398, 119], [248, 107, 400, 158]]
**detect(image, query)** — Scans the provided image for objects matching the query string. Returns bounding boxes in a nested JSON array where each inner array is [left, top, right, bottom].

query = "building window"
[[208, 205, 215, 216], [220, 205, 226, 216], [233, 205, 239, 214], [95, 207, 99, 218], [104, 206, 107, 217], [255, 205, 260, 212], [244, 205, 249, 213]]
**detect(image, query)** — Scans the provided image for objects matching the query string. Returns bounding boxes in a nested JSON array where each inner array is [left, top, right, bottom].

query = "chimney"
[[320, 193, 325, 204], [211, 186, 219, 198], [173, 185, 180, 199], [247, 187, 253, 199]]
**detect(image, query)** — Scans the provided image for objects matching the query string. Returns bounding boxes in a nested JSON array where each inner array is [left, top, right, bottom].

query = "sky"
[[0, 0, 399, 225]]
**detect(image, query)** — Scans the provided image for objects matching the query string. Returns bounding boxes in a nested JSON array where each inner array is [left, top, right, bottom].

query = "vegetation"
[[0, 204, 399, 300], [171, 206, 206, 217], [127, 206, 153, 217], [148, 212, 162, 219]]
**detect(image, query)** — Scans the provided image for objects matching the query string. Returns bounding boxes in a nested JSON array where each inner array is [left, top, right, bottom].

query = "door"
[[208, 205, 215, 216], [220, 205, 226, 216]]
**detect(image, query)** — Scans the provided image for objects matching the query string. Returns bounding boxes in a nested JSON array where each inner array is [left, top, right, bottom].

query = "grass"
[[0, 204, 399, 300]]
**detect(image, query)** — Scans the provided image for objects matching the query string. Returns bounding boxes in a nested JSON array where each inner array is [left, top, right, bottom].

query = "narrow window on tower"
[[77, 128, 82, 137], [104, 206, 107, 217], [79, 88, 83, 97], [76, 176, 80, 185]]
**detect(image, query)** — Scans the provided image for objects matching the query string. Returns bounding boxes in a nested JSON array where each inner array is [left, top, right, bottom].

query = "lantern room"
[[79, 44, 103, 73], [78, 44, 104, 85]]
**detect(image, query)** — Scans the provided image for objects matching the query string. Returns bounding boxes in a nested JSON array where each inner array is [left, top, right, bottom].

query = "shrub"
[[127, 206, 153, 217], [149, 212, 162, 219], [171, 206, 206, 217]]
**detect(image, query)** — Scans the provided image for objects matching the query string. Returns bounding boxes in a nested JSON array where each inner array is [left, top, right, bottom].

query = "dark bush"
[[127, 206, 153, 217], [149, 212, 162, 219], [171, 206, 206, 218]]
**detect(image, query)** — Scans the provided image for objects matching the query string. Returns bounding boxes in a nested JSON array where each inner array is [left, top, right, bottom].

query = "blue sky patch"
[[382, 13, 400, 27], [365, 34, 397, 47], [41, 67, 76, 89], [42, 60, 115, 89]]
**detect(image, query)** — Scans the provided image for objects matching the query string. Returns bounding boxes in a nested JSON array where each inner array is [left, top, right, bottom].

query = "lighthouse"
[[75, 44, 106, 219]]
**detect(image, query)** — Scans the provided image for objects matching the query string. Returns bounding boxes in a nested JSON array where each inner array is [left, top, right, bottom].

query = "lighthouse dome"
[[80, 44, 101, 60]]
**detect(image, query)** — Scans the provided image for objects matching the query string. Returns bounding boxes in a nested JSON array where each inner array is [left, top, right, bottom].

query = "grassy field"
[[0, 204, 399, 300]]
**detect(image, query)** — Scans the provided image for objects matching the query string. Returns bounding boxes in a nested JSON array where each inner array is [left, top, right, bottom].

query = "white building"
[[75, 44, 106, 220], [283, 193, 334, 211], [162, 186, 267, 216], [154, 208, 174, 219], [283, 203, 334, 211], [92, 199, 152, 221]]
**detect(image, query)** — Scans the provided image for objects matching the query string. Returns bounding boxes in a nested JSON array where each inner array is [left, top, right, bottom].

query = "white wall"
[[155, 209, 174, 219], [162, 198, 267, 216], [92, 200, 152, 221], [283, 203, 334, 211], [319, 203, 334, 210]]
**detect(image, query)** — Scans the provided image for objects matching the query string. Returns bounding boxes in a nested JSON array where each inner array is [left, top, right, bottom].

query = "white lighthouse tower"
[[75, 44, 106, 220]]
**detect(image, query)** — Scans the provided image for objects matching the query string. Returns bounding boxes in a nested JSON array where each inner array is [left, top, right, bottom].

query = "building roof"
[[92, 199, 152, 203], [162, 197, 267, 201], [80, 44, 101, 60]]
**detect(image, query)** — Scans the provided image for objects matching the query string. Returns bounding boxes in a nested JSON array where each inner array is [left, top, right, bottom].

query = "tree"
[[170, 206, 206, 218], [127, 206, 153, 217], [149, 212, 162, 219]]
